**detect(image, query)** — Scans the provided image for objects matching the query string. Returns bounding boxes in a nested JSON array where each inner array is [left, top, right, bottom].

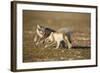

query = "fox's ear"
[[37, 24, 41, 29]]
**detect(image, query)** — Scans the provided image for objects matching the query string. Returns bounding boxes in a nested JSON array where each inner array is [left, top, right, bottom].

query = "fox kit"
[[34, 24, 55, 45], [45, 32, 72, 49]]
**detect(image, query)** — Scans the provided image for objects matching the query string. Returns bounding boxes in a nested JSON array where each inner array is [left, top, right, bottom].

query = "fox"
[[34, 24, 55, 46], [34, 24, 72, 49], [45, 32, 72, 49]]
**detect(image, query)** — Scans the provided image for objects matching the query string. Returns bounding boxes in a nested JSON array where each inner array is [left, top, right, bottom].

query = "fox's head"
[[36, 24, 45, 37]]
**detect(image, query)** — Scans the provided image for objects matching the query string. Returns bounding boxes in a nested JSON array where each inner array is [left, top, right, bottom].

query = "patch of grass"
[[23, 46, 90, 62]]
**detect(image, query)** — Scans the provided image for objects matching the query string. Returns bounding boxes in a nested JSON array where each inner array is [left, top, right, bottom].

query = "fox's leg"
[[36, 37, 43, 45], [56, 41, 60, 49], [44, 41, 56, 48], [38, 38, 45, 44], [34, 35, 41, 45], [34, 35, 38, 42]]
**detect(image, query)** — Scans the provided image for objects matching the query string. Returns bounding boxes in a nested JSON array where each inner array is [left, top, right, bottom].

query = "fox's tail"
[[64, 35, 72, 49], [65, 32, 72, 43]]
